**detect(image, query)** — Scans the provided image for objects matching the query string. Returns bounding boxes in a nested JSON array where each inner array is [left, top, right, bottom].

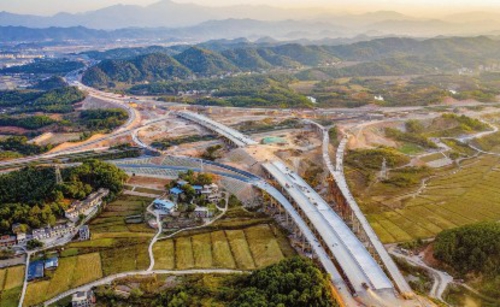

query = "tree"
[[183, 184, 196, 199], [27, 239, 43, 250], [196, 173, 214, 185]]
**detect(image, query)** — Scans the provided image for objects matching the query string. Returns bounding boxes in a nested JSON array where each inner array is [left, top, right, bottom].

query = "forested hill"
[[82, 44, 339, 87], [433, 222, 500, 277], [433, 222, 500, 299], [82, 36, 500, 88]]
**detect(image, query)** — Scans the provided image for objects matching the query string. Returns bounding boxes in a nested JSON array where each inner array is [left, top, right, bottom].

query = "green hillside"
[[174, 46, 239, 76]]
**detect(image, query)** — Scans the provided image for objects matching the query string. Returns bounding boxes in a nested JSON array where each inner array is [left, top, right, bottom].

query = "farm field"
[[132, 186, 165, 195], [24, 253, 102, 307], [67, 195, 154, 275], [87, 194, 155, 234], [153, 224, 293, 271], [83, 195, 153, 272], [23, 194, 157, 305], [365, 155, 500, 243], [0, 266, 25, 307]]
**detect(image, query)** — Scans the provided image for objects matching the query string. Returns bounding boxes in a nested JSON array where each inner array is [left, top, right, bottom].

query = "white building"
[[72, 290, 95, 307], [31, 223, 75, 241]]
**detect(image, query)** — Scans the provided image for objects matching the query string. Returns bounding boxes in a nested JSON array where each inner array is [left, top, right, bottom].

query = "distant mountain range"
[[1, 1, 500, 38], [0, 0, 332, 29], [0, 20, 346, 44]]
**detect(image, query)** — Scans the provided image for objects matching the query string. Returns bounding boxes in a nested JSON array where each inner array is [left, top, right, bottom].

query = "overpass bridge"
[[176, 111, 258, 147], [305, 120, 415, 299]]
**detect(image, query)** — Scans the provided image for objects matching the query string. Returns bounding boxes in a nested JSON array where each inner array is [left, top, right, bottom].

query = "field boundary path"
[[146, 201, 163, 272]]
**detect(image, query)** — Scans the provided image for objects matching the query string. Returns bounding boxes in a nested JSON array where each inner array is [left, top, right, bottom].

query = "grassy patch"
[[69, 237, 116, 248], [72, 253, 103, 287], [419, 153, 445, 163], [0, 286, 22, 307], [3, 266, 24, 290], [0, 269, 5, 291], [398, 143, 424, 155]]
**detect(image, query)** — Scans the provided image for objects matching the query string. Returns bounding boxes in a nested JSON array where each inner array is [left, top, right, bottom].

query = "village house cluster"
[[154, 180, 221, 219], [65, 188, 110, 222], [0, 189, 109, 248]]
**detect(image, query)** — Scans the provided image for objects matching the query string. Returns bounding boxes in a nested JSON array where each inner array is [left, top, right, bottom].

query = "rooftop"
[[169, 187, 183, 195], [154, 199, 176, 209]]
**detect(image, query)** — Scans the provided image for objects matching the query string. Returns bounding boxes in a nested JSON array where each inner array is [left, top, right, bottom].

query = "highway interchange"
[[7, 70, 465, 307]]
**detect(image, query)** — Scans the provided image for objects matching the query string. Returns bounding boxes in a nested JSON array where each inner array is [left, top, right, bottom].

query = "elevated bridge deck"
[[176, 111, 257, 147], [263, 160, 396, 298]]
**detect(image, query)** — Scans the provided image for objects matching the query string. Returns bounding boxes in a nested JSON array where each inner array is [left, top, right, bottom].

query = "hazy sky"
[[1, 0, 499, 16]]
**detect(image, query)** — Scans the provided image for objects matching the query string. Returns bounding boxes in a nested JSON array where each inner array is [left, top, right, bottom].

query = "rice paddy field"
[[153, 224, 293, 271], [24, 253, 103, 307], [0, 266, 25, 307], [365, 155, 500, 243]]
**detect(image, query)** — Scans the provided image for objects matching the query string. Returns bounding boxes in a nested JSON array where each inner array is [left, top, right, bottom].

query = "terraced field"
[[368, 155, 500, 243], [66, 195, 154, 275], [153, 224, 291, 271]]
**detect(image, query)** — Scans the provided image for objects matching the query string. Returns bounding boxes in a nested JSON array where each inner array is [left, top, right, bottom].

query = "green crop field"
[[365, 155, 500, 243], [0, 266, 25, 307], [89, 195, 155, 235], [175, 236, 195, 270], [100, 244, 149, 276], [153, 224, 291, 271], [2, 266, 24, 291], [153, 240, 175, 270]]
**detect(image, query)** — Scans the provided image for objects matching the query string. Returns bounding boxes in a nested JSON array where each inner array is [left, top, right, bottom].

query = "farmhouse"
[[44, 257, 59, 270], [153, 199, 176, 214], [16, 232, 27, 245], [72, 290, 96, 307], [65, 188, 110, 222], [194, 207, 213, 218], [169, 187, 184, 197], [0, 235, 16, 248]]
